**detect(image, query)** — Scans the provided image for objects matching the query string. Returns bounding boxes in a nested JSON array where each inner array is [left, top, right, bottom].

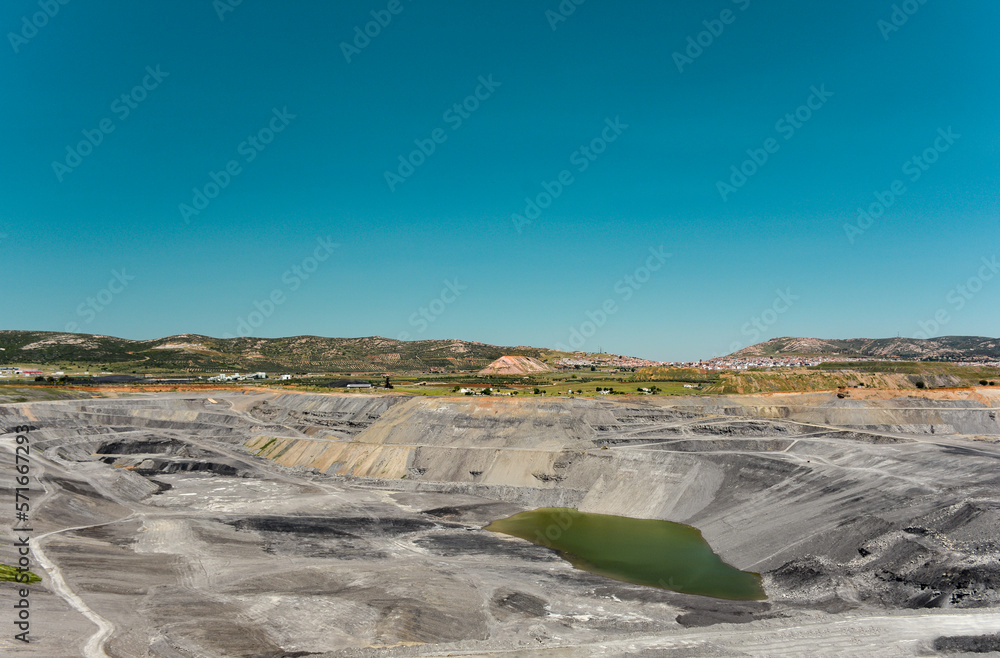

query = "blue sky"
[[1, 0, 997, 361]]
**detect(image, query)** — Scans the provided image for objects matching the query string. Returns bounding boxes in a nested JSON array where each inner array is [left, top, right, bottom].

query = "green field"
[[6, 356, 997, 400], [0, 385, 101, 404], [810, 361, 1000, 379], [700, 362, 1000, 395]]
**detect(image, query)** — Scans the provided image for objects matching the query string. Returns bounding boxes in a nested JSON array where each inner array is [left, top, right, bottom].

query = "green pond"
[[485, 507, 765, 601]]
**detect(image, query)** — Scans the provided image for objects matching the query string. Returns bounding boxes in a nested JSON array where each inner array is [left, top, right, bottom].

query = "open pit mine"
[[2, 389, 1000, 656]]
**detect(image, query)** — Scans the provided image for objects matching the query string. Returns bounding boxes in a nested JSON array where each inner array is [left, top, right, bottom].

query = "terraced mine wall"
[[5, 389, 1000, 615], [236, 392, 1000, 594]]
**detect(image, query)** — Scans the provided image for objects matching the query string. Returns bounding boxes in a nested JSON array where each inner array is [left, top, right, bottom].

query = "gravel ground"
[[1, 390, 998, 656]]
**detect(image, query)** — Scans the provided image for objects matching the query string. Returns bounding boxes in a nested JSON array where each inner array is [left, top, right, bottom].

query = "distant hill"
[[730, 336, 1000, 361], [0, 331, 544, 374], [479, 355, 554, 376]]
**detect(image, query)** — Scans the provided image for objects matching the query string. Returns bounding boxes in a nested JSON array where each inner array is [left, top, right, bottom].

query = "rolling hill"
[[478, 355, 554, 376], [730, 336, 1000, 361], [0, 331, 544, 374]]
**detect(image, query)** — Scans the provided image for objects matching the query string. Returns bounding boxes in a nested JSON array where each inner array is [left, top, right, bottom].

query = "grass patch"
[[0, 386, 100, 404], [255, 438, 278, 454], [0, 564, 41, 584]]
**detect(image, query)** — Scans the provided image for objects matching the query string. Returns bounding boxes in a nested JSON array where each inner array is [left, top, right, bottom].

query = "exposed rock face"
[[4, 388, 1000, 655], [478, 355, 554, 375], [240, 391, 1000, 608]]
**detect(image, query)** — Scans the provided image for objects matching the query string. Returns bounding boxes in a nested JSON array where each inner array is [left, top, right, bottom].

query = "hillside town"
[[557, 355, 663, 370], [558, 353, 851, 371]]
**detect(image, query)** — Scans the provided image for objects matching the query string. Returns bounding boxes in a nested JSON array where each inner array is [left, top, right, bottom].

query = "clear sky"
[[2, 1, 997, 361]]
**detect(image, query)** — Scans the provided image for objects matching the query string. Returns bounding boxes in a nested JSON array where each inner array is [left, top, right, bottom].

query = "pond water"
[[485, 507, 765, 601]]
